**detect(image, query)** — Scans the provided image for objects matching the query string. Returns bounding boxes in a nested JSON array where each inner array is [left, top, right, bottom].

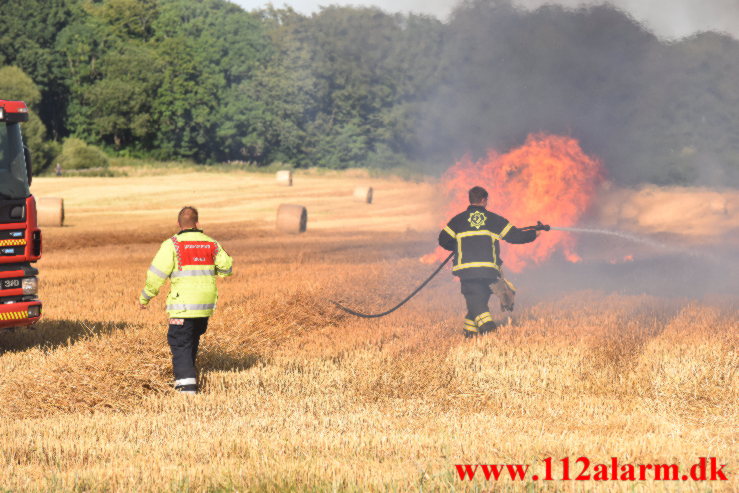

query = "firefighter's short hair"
[[468, 186, 488, 204], [178, 206, 199, 228]]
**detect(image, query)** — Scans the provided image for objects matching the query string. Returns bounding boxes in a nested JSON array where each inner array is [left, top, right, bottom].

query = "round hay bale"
[[276, 204, 307, 234], [36, 197, 64, 227], [276, 170, 293, 186], [353, 186, 373, 204]]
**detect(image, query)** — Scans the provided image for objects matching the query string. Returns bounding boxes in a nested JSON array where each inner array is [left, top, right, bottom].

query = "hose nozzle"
[[523, 221, 551, 232]]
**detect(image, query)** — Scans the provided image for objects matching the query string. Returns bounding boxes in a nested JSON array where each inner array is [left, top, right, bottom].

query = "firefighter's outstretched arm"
[[500, 223, 538, 244], [215, 243, 233, 277], [139, 240, 175, 306], [438, 223, 457, 251]]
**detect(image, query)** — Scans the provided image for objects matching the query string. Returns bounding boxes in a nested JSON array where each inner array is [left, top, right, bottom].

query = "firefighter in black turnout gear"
[[439, 186, 540, 337]]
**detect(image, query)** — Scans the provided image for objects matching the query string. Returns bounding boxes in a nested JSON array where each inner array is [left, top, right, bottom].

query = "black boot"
[[478, 320, 498, 335]]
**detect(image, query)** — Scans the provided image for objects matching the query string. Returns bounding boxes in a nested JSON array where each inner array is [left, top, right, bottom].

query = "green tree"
[[149, 0, 270, 161], [83, 0, 159, 40], [84, 44, 164, 150], [56, 7, 122, 143], [284, 6, 443, 167], [215, 8, 315, 164], [631, 32, 739, 184], [57, 137, 109, 170], [0, 0, 80, 138]]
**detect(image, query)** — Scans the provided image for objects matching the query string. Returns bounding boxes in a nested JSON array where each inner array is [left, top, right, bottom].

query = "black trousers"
[[167, 317, 209, 390], [461, 279, 497, 335]]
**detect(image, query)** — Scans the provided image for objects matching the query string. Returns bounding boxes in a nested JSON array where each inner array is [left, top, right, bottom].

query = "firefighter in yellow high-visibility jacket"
[[139, 206, 233, 394]]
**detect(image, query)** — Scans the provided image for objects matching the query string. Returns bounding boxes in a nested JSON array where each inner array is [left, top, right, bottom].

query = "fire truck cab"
[[0, 100, 42, 329]]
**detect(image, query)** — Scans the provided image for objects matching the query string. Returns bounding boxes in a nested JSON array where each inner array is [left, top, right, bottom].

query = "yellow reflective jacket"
[[139, 229, 233, 317], [438, 206, 536, 280]]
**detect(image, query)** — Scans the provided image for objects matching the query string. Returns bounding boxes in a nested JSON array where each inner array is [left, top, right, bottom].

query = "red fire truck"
[[0, 100, 42, 329]]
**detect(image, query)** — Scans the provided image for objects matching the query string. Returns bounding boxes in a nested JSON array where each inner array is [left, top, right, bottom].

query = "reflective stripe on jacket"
[[438, 206, 536, 280], [139, 229, 233, 317]]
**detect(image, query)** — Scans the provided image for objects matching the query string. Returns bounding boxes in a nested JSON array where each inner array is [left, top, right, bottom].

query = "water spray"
[[551, 226, 725, 264], [521, 222, 687, 255], [330, 221, 728, 319], [551, 226, 670, 250]]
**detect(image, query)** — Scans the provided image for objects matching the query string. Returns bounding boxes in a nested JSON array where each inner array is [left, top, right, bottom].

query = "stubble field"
[[0, 169, 736, 492]]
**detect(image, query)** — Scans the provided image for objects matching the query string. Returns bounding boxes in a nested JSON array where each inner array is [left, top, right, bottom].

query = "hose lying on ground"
[[331, 252, 454, 318], [332, 222, 550, 319]]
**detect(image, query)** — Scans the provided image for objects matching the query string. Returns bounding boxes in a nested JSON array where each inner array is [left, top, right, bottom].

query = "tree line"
[[1, 0, 739, 186]]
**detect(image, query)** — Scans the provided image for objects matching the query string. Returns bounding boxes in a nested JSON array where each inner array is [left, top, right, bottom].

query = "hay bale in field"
[[37, 197, 64, 227], [276, 170, 293, 186], [353, 186, 373, 204], [276, 204, 307, 234]]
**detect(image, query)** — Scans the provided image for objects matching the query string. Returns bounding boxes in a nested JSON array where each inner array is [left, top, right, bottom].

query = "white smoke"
[[231, 0, 739, 40], [230, 0, 457, 18], [512, 0, 739, 40]]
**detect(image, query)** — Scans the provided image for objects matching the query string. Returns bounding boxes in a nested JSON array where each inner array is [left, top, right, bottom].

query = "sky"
[[230, 0, 739, 40]]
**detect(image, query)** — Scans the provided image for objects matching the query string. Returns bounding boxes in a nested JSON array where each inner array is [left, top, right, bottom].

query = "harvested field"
[[0, 170, 736, 491]]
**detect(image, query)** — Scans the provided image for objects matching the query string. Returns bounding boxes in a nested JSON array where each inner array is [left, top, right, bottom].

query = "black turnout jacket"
[[438, 205, 536, 280]]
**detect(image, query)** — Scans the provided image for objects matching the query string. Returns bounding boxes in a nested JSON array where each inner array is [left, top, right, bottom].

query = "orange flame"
[[610, 254, 634, 264], [424, 134, 603, 271]]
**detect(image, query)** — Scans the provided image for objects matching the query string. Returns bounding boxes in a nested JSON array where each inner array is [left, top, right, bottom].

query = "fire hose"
[[331, 251, 455, 318], [331, 222, 550, 318]]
